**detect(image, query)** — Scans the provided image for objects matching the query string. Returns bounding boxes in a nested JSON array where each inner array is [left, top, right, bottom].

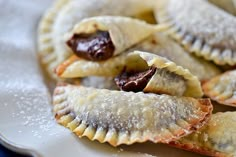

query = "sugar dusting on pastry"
[[36, 0, 236, 155], [136, 33, 221, 81], [171, 112, 236, 156], [203, 70, 236, 107], [167, 0, 236, 50], [53, 84, 212, 146]]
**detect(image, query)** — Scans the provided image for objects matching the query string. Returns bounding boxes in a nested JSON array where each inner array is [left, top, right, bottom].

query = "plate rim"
[[0, 133, 41, 157]]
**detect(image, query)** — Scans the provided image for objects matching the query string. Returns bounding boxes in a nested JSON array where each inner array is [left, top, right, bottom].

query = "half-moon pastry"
[[65, 16, 166, 61], [53, 84, 212, 147], [56, 51, 203, 98], [202, 70, 236, 107], [135, 33, 221, 82], [115, 51, 203, 97], [38, 0, 154, 79], [169, 112, 236, 157], [155, 0, 236, 65]]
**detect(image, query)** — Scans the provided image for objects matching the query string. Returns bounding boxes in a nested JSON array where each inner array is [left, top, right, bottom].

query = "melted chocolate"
[[67, 31, 115, 61], [115, 67, 156, 92]]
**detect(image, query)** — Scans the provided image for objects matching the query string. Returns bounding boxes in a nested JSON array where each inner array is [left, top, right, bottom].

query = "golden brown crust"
[[38, 0, 156, 79], [55, 55, 79, 76], [168, 112, 236, 157], [202, 70, 236, 107], [168, 141, 228, 157], [56, 51, 203, 98], [53, 83, 212, 147]]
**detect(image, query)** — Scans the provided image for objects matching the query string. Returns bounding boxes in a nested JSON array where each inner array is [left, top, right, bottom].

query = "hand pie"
[[53, 84, 212, 147], [169, 112, 236, 157], [65, 16, 166, 61], [155, 0, 236, 65], [56, 51, 203, 98], [135, 32, 221, 82], [56, 32, 221, 83], [38, 0, 155, 79], [202, 70, 236, 107]]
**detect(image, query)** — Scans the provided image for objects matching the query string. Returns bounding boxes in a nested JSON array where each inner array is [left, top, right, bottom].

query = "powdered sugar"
[[167, 0, 236, 50], [203, 70, 236, 107], [179, 112, 236, 155], [54, 85, 211, 145], [0, 0, 200, 156], [0, 21, 58, 139], [136, 33, 221, 80], [2, 85, 58, 138]]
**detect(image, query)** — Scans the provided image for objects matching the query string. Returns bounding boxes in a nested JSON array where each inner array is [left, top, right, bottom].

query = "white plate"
[[0, 0, 228, 156]]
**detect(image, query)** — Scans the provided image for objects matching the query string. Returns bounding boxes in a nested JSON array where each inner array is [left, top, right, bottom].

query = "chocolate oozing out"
[[67, 31, 115, 61], [115, 67, 156, 92]]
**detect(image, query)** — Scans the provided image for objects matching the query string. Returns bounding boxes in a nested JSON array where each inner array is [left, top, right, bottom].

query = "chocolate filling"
[[67, 31, 115, 61], [115, 67, 156, 92]]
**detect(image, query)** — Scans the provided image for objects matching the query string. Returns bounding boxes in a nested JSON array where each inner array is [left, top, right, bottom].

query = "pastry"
[[155, 0, 236, 65], [169, 112, 236, 157], [56, 51, 203, 98], [38, 0, 155, 79], [135, 32, 221, 82], [203, 70, 236, 107], [38, 0, 70, 79], [53, 84, 212, 146], [65, 16, 166, 61], [38, 0, 234, 155], [56, 32, 221, 82]]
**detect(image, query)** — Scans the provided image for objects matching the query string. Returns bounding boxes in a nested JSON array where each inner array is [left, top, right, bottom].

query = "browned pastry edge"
[[168, 141, 228, 157]]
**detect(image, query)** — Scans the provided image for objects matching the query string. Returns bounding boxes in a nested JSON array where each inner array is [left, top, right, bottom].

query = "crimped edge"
[[56, 51, 203, 98], [202, 70, 236, 107], [168, 141, 228, 157], [53, 83, 212, 147], [155, 0, 236, 66], [135, 51, 203, 98], [37, 0, 71, 80]]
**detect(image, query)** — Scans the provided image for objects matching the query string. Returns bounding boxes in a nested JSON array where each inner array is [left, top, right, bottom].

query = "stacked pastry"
[[38, 0, 236, 156]]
